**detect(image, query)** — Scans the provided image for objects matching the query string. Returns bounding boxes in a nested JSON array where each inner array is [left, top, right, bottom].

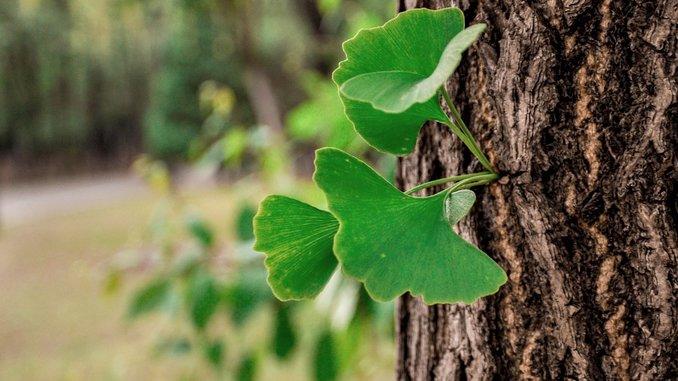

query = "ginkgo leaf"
[[333, 8, 481, 155], [339, 24, 486, 113], [313, 148, 506, 304], [340, 71, 427, 114], [444, 189, 476, 225], [253, 195, 339, 300]]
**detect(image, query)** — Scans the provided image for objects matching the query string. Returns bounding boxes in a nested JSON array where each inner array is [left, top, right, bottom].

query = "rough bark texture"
[[395, 0, 677, 380]]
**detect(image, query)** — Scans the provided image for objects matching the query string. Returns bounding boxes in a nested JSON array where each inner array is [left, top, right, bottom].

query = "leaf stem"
[[405, 171, 494, 195], [449, 172, 498, 191], [440, 88, 494, 173], [405, 90, 501, 197], [441, 89, 473, 141]]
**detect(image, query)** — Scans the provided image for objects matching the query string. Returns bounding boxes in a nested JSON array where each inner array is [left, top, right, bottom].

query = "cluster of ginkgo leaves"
[[254, 7, 507, 305]]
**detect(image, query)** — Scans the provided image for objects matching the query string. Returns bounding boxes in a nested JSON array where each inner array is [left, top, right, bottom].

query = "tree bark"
[[395, 1, 676, 380]]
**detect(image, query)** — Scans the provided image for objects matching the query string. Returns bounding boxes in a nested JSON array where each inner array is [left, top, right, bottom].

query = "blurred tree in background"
[[1, 0, 150, 177], [0, 0, 392, 180]]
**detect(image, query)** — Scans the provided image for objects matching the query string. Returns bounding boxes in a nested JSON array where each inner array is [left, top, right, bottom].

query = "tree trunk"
[[395, 1, 676, 380]]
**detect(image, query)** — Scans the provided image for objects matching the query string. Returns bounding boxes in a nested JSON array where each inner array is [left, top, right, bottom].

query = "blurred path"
[[1, 173, 148, 228]]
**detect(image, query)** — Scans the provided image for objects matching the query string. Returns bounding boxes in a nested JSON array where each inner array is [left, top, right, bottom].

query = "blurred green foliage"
[[0, 0, 153, 161], [235, 203, 257, 241], [314, 329, 339, 381], [127, 277, 172, 318], [237, 354, 257, 381], [144, 3, 245, 160], [286, 72, 365, 152], [115, 156, 395, 379], [271, 303, 297, 360], [0, 0, 392, 171], [2, 0, 403, 379]]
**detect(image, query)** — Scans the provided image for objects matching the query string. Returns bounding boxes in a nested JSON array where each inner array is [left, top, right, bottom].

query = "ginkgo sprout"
[[253, 7, 506, 305]]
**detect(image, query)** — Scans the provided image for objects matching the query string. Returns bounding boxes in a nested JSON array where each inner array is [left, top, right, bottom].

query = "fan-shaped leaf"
[[445, 189, 476, 225], [339, 24, 486, 113], [333, 8, 476, 155], [253, 196, 339, 300], [313, 148, 506, 304]]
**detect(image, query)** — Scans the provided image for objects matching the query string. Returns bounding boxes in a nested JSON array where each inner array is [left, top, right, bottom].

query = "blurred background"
[[0, 0, 398, 379]]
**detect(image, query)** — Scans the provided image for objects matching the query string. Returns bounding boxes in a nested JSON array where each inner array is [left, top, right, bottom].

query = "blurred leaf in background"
[[204, 339, 225, 369], [235, 202, 258, 242], [237, 353, 258, 381], [287, 72, 364, 152], [271, 303, 297, 360], [225, 267, 273, 327], [186, 214, 216, 248], [128, 277, 173, 319], [186, 270, 220, 331], [314, 329, 339, 381]]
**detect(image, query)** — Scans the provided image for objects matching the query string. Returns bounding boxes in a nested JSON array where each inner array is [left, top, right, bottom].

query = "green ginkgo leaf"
[[313, 148, 506, 304], [253, 196, 339, 300], [340, 24, 486, 113], [444, 189, 476, 225], [333, 8, 479, 155]]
